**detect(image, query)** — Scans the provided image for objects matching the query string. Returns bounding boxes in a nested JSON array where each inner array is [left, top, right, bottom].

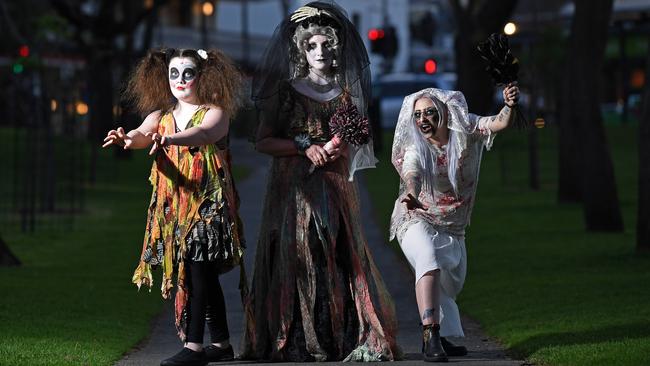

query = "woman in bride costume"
[[241, 1, 399, 362], [390, 84, 519, 362]]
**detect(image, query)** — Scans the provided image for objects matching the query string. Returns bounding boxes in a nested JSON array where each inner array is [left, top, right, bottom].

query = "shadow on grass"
[[510, 321, 650, 355]]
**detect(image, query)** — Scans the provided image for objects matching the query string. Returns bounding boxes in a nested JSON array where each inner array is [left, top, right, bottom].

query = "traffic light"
[[12, 44, 30, 74], [368, 28, 385, 53], [424, 59, 437, 74], [18, 45, 30, 58], [368, 26, 398, 58]]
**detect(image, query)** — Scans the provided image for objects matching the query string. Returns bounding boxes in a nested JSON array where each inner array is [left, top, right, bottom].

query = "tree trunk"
[[567, 0, 623, 231], [451, 0, 518, 115], [557, 89, 582, 202], [637, 38, 650, 252], [0, 235, 20, 266], [87, 48, 115, 183]]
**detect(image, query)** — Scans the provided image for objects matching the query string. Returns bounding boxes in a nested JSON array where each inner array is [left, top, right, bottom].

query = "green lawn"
[[365, 125, 650, 366], [0, 133, 250, 366]]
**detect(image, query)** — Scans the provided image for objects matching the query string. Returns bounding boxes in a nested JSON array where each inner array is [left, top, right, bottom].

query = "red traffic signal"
[[369, 26, 397, 58], [368, 28, 385, 41], [18, 45, 30, 58], [424, 59, 437, 74]]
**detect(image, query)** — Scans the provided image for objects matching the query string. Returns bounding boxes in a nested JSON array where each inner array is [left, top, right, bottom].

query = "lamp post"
[[201, 1, 214, 48]]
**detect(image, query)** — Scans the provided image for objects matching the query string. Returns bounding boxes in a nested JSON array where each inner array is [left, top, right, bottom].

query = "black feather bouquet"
[[477, 33, 530, 129]]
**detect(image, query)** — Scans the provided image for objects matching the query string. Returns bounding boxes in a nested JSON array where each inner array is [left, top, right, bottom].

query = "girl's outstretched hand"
[[102, 127, 133, 149], [401, 193, 429, 211], [145, 132, 170, 155]]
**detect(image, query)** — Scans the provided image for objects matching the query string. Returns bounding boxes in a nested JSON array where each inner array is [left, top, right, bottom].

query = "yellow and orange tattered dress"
[[131, 107, 245, 341]]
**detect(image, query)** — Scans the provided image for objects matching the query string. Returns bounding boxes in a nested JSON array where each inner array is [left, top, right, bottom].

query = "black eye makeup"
[[169, 67, 180, 80], [182, 68, 196, 81], [169, 66, 196, 81], [307, 40, 331, 51], [413, 107, 438, 120]]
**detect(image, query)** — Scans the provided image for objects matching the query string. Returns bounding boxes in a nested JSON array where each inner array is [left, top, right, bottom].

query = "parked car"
[[373, 72, 457, 129]]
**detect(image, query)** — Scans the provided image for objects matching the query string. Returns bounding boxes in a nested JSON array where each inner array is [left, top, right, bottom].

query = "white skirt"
[[399, 221, 467, 337]]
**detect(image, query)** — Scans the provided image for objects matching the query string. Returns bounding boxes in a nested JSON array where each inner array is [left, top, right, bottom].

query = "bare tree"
[[51, 0, 166, 180], [449, 0, 518, 115], [638, 39, 650, 252], [558, 0, 623, 231]]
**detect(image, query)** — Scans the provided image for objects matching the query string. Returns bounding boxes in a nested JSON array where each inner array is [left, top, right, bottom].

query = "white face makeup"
[[168, 57, 198, 102], [305, 34, 334, 73], [413, 97, 440, 139]]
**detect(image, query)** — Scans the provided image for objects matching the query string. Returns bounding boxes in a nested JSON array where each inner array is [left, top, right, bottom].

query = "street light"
[[504, 22, 517, 35], [202, 1, 214, 16], [75, 102, 89, 116]]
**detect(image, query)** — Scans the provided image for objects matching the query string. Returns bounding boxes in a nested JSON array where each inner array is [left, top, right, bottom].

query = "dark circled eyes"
[[169, 67, 196, 81], [413, 107, 438, 120]]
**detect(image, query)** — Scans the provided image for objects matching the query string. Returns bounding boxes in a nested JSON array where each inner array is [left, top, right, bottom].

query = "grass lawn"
[[364, 125, 650, 366], [0, 131, 250, 366]]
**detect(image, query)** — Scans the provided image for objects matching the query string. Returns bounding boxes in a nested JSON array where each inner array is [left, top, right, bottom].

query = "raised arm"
[[102, 110, 161, 149], [479, 83, 520, 133]]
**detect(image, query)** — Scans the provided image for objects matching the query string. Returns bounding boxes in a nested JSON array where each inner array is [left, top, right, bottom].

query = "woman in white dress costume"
[[389, 84, 519, 362]]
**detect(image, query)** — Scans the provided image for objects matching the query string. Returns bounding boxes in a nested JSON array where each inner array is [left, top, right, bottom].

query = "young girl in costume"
[[103, 48, 245, 366], [390, 84, 519, 362], [241, 1, 399, 362]]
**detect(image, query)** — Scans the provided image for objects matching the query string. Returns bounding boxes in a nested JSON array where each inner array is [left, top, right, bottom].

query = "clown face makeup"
[[168, 57, 198, 102], [305, 34, 334, 73], [413, 97, 440, 139]]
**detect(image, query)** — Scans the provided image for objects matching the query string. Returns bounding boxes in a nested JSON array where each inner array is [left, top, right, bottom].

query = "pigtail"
[[195, 49, 243, 117], [123, 49, 175, 116]]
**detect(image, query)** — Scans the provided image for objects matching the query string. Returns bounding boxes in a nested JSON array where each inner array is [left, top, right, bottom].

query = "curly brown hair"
[[123, 48, 243, 117]]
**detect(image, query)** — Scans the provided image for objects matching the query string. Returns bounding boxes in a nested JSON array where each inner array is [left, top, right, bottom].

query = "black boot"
[[204, 344, 234, 362], [160, 347, 207, 366], [440, 337, 468, 356], [423, 324, 448, 362]]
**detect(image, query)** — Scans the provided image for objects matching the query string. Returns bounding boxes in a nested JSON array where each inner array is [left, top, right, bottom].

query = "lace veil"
[[251, 0, 376, 181], [391, 88, 494, 200]]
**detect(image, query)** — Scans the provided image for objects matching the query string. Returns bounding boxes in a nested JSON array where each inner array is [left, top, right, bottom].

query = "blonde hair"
[[290, 23, 340, 78]]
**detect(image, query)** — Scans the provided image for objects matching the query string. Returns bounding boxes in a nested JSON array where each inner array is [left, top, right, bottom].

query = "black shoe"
[[160, 347, 207, 366], [423, 324, 448, 362], [204, 344, 235, 362], [440, 337, 468, 357]]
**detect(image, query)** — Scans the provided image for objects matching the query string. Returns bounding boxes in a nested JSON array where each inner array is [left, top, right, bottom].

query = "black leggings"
[[185, 260, 229, 343]]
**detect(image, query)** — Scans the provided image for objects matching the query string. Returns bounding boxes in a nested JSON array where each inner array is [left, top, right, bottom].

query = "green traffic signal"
[[12, 63, 24, 74]]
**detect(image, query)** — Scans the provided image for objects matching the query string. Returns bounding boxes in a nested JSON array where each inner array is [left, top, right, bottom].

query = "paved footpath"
[[116, 139, 524, 366]]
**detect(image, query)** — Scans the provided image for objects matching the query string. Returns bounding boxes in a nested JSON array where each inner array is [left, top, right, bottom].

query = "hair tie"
[[197, 49, 208, 60]]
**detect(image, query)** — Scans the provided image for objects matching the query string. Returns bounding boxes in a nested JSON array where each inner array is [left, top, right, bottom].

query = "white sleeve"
[[469, 113, 496, 151]]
